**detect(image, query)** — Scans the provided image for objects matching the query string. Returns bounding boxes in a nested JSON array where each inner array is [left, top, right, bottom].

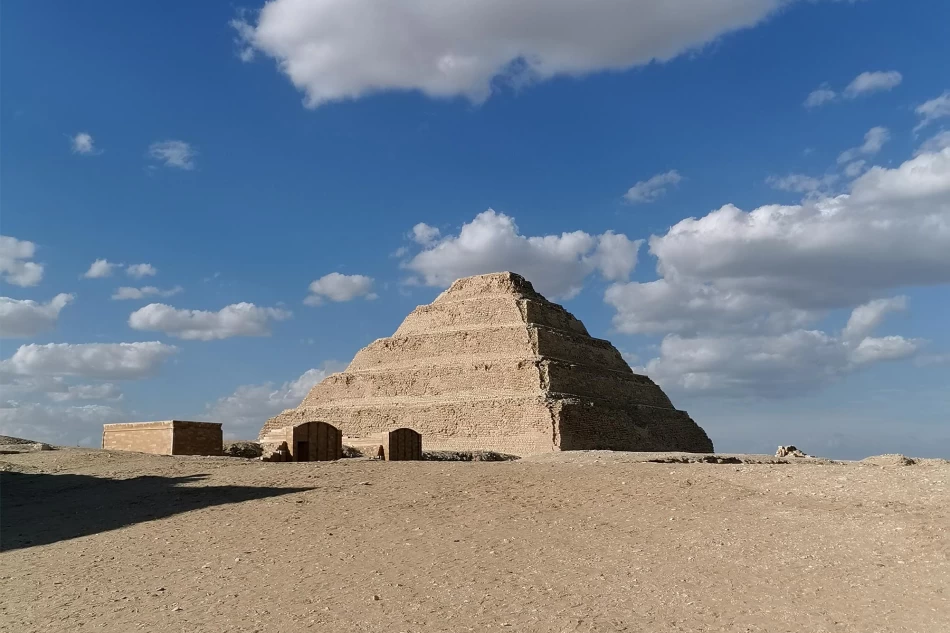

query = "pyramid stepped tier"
[[260, 272, 713, 455], [344, 326, 630, 372], [393, 294, 590, 337], [300, 360, 674, 409]]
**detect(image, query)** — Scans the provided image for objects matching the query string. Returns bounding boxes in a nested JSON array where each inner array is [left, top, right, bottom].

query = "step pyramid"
[[260, 272, 713, 456]]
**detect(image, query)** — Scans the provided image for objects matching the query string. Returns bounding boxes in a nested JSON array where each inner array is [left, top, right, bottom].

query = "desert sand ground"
[[1, 445, 948, 633]]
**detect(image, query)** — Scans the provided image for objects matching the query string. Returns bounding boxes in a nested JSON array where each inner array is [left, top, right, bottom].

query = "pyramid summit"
[[260, 272, 713, 455]]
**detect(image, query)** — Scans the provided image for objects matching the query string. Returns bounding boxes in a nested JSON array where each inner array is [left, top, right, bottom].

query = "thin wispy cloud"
[[838, 126, 890, 165], [623, 170, 682, 204], [843, 71, 902, 98], [111, 286, 183, 301], [804, 85, 836, 109], [147, 140, 197, 170], [804, 70, 902, 108], [914, 90, 950, 132], [83, 260, 160, 279]]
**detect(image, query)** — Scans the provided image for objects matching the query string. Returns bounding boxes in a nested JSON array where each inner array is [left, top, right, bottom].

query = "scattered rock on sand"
[[342, 445, 364, 458], [223, 441, 263, 459], [423, 450, 520, 462], [0, 435, 37, 445], [861, 454, 918, 467], [776, 445, 810, 458], [260, 441, 291, 462], [0, 437, 54, 454]]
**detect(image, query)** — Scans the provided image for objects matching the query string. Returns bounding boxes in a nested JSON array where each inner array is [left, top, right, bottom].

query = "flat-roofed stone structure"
[[102, 421, 222, 456], [260, 272, 713, 456]]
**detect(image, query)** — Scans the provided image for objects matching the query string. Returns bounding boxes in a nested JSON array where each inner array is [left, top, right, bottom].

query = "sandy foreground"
[[1, 447, 948, 633]]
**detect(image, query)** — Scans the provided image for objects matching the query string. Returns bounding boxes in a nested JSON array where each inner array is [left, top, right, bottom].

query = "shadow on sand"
[[1, 471, 310, 552]]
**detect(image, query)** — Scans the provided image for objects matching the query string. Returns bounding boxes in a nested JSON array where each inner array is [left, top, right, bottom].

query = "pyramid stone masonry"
[[260, 272, 713, 456]]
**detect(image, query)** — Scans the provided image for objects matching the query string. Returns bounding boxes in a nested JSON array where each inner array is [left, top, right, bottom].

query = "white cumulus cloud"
[[305, 273, 377, 306], [640, 311, 920, 398], [0, 236, 44, 287], [842, 296, 908, 344], [82, 258, 119, 279], [608, 146, 950, 397], [233, 0, 788, 107], [148, 140, 197, 170], [404, 209, 641, 299], [0, 342, 178, 380], [128, 302, 292, 340], [71, 132, 100, 155], [623, 170, 683, 204], [648, 148, 949, 309], [411, 223, 441, 246], [0, 294, 74, 338]]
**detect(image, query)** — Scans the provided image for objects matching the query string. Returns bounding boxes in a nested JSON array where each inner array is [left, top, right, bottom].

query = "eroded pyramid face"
[[261, 272, 713, 456]]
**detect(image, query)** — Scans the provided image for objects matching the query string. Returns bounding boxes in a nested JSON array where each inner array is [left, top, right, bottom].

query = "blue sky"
[[2, 0, 948, 458]]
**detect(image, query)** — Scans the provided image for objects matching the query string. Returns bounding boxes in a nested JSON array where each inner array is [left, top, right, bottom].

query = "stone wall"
[[102, 422, 173, 454], [170, 421, 223, 456]]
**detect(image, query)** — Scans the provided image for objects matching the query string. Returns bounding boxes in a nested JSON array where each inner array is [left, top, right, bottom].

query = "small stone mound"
[[861, 454, 918, 467], [0, 437, 54, 454], [260, 441, 292, 462], [776, 445, 810, 458], [423, 450, 520, 462], [0, 435, 37, 445], [223, 441, 263, 459], [342, 445, 364, 458], [648, 455, 743, 464]]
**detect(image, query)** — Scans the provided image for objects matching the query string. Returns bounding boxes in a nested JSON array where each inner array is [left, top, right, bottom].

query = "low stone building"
[[102, 421, 222, 456], [260, 272, 714, 456]]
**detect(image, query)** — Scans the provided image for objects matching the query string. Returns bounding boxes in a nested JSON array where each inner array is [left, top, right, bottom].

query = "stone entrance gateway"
[[261, 421, 342, 462], [386, 428, 422, 461], [293, 421, 342, 461]]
